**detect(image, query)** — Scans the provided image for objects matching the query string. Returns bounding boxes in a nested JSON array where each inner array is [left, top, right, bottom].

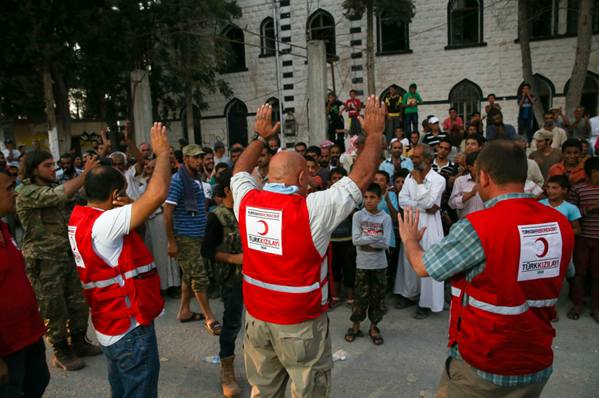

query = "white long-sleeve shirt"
[[398, 169, 446, 251], [448, 174, 484, 218]]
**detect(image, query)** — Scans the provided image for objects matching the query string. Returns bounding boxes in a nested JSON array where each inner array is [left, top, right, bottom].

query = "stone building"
[[199, 0, 599, 148]]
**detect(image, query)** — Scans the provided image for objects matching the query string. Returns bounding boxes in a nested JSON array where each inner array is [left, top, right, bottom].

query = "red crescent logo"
[[257, 220, 269, 236], [535, 237, 549, 258]]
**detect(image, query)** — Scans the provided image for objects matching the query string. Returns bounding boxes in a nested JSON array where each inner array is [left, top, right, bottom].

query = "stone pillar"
[[307, 41, 328, 146], [130, 69, 153, 145]]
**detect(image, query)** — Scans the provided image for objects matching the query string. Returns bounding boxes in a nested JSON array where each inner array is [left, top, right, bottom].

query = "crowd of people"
[[0, 88, 598, 398]]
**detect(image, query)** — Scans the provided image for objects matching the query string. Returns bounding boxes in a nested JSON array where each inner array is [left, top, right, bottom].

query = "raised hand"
[[83, 157, 99, 172], [398, 206, 426, 243], [254, 104, 281, 139], [150, 122, 170, 157], [358, 95, 386, 136]]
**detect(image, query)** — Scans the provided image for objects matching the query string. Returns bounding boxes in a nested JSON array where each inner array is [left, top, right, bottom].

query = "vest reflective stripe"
[[243, 274, 320, 293], [451, 286, 462, 297], [468, 296, 558, 316], [81, 263, 156, 290]]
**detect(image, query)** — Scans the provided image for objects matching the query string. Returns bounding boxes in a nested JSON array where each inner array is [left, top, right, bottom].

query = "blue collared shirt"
[[423, 192, 553, 387]]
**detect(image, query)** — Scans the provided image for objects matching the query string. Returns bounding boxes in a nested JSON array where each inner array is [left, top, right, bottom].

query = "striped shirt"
[[423, 192, 554, 387], [569, 182, 599, 239], [165, 172, 207, 238], [422, 132, 448, 147], [432, 159, 459, 180]]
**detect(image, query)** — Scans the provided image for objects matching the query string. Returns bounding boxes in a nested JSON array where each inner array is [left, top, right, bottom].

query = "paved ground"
[[44, 289, 599, 398]]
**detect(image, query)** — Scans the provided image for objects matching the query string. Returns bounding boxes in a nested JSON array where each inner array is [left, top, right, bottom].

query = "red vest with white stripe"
[[448, 198, 574, 375], [68, 205, 164, 336], [239, 190, 328, 324]]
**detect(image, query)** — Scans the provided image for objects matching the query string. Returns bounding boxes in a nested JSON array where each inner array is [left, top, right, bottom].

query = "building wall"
[[200, 0, 599, 148]]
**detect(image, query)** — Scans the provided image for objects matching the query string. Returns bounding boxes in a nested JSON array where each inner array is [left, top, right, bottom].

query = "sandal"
[[178, 312, 205, 323], [344, 328, 363, 343], [205, 320, 222, 336], [566, 307, 581, 320], [369, 326, 384, 346]]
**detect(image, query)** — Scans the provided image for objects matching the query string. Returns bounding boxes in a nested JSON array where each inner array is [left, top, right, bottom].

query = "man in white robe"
[[395, 144, 446, 318]]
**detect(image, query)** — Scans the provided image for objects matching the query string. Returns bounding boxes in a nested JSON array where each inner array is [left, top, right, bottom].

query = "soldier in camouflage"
[[201, 170, 243, 398], [16, 151, 101, 371]]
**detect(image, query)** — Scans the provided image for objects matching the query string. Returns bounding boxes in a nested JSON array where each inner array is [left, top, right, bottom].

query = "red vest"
[[68, 206, 164, 336], [239, 190, 328, 324], [448, 198, 574, 376]]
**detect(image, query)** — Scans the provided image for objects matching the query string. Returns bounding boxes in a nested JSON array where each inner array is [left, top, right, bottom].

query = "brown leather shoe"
[[220, 355, 241, 397], [71, 334, 102, 357], [52, 344, 85, 371]]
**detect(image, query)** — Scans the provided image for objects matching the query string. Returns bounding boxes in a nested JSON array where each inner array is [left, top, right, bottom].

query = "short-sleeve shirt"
[[165, 172, 207, 238], [423, 132, 448, 147], [539, 199, 581, 222], [90, 205, 139, 346], [344, 98, 362, 118]]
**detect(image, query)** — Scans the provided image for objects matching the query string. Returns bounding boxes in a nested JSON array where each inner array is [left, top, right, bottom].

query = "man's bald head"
[[268, 151, 309, 192]]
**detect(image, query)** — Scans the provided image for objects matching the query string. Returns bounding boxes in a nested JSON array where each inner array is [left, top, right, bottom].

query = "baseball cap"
[[183, 144, 204, 157], [428, 116, 439, 124]]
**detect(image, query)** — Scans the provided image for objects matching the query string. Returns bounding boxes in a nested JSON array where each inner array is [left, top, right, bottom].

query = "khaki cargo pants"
[[243, 311, 332, 398], [436, 357, 547, 398]]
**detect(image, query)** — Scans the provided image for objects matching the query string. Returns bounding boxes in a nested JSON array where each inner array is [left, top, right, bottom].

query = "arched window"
[[222, 25, 246, 73], [447, 0, 483, 47], [449, 79, 482, 121], [307, 9, 336, 58], [225, 98, 248, 146], [518, 74, 554, 113], [377, 13, 410, 54], [260, 17, 276, 56], [565, 72, 599, 117], [265, 97, 281, 124]]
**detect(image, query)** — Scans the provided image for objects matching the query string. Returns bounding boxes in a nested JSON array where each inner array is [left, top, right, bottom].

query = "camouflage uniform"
[[350, 268, 387, 325], [213, 205, 242, 289], [212, 205, 243, 359], [16, 179, 89, 347]]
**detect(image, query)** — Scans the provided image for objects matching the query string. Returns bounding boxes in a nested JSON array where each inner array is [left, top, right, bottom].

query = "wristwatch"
[[253, 133, 269, 147]]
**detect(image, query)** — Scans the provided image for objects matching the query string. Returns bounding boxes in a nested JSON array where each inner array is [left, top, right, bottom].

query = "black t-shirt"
[[327, 100, 344, 130]]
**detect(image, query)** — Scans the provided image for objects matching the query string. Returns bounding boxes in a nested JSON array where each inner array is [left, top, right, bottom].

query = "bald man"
[[231, 98, 386, 397]]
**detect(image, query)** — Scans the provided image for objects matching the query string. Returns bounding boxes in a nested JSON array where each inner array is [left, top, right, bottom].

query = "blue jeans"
[[219, 284, 244, 358], [404, 112, 419, 134], [101, 323, 160, 398]]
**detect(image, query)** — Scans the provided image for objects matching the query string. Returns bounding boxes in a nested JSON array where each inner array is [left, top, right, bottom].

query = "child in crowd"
[[329, 168, 357, 306], [305, 156, 323, 192], [343, 89, 362, 136], [540, 175, 581, 319], [393, 169, 409, 197], [346, 184, 392, 346]]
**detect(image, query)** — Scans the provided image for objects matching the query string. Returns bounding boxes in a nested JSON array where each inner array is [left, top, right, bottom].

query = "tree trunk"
[[41, 66, 60, 159], [184, 83, 195, 145], [53, 70, 71, 153], [517, 1, 545, 127], [365, 1, 375, 96], [565, 0, 593, 116]]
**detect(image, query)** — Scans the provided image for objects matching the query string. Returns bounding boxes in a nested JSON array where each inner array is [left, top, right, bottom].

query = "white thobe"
[[395, 169, 446, 312]]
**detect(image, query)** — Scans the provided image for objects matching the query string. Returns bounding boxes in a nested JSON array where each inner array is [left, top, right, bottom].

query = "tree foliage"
[[0, 0, 241, 126]]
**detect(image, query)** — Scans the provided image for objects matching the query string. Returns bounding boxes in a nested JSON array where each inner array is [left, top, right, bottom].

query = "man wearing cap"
[[530, 111, 568, 151], [214, 141, 231, 167], [164, 144, 221, 334], [529, 131, 562, 181], [422, 117, 448, 149]]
